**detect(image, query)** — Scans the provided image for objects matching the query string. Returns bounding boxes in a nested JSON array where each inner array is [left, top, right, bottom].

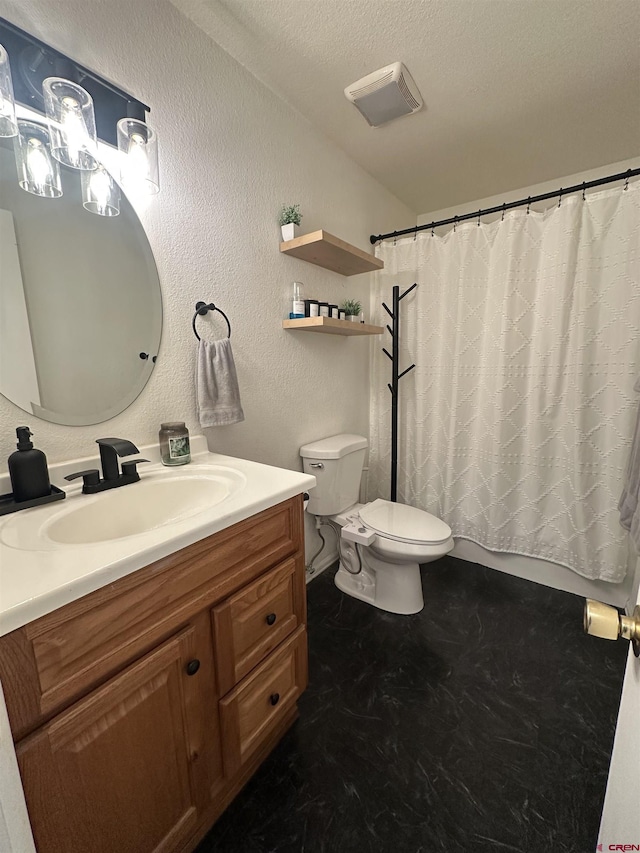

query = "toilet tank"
[[300, 434, 368, 516]]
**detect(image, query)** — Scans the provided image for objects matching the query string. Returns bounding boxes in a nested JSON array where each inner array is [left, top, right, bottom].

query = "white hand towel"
[[196, 338, 245, 428], [619, 377, 640, 552]]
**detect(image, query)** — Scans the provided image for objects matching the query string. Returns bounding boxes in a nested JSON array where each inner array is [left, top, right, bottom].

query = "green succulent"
[[278, 204, 302, 226], [341, 299, 362, 316]]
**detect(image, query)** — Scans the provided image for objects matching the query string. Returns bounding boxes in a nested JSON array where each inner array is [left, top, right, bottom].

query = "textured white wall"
[[0, 0, 414, 476]]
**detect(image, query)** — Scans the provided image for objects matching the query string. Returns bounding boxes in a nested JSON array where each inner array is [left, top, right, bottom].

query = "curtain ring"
[[413, 228, 417, 241], [453, 216, 458, 232], [431, 227, 435, 237], [557, 188, 563, 208], [477, 210, 481, 227], [393, 231, 397, 246], [624, 170, 630, 191], [582, 182, 586, 201], [501, 203, 506, 222], [526, 196, 531, 215]]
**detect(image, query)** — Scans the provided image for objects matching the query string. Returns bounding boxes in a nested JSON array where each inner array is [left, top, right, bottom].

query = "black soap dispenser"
[[8, 426, 51, 503]]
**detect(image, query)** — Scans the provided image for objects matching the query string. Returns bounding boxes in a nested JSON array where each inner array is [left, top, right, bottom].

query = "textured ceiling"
[[171, 0, 640, 213]]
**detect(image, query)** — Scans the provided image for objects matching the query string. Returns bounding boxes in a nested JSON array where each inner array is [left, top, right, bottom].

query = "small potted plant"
[[279, 204, 302, 241], [341, 299, 362, 322]]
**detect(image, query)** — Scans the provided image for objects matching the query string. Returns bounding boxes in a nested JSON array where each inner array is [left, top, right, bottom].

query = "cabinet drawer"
[[219, 626, 307, 777], [212, 557, 304, 694]]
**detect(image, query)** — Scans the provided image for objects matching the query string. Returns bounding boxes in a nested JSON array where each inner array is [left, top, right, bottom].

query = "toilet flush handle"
[[309, 462, 324, 469], [583, 599, 640, 657]]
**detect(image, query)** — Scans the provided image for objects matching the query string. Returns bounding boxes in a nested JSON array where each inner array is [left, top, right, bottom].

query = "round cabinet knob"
[[265, 613, 277, 626], [270, 693, 280, 706], [186, 659, 201, 676]]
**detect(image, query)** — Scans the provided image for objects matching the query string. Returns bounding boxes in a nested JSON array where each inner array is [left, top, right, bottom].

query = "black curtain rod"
[[370, 167, 640, 244]]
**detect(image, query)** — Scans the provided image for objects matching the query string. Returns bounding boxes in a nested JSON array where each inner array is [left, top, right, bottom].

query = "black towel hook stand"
[[382, 283, 417, 501], [192, 301, 231, 340]]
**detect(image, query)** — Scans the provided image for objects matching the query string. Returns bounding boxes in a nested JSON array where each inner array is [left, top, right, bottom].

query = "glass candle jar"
[[159, 422, 191, 466], [304, 299, 319, 317]]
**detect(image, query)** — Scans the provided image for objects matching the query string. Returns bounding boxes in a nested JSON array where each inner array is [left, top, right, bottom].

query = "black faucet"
[[65, 438, 150, 494]]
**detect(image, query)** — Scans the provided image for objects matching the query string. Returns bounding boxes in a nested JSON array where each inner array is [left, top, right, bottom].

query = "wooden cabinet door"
[[16, 621, 222, 853]]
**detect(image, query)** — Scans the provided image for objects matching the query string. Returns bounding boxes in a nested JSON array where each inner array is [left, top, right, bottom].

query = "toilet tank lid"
[[300, 434, 368, 459]]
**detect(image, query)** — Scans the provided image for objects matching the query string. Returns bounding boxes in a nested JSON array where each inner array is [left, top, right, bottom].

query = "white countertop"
[[0, 436, 315, 637]]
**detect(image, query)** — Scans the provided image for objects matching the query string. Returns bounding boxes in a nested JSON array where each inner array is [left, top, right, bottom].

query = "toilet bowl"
[[332, 500, 453, 614], [300, 434, 453, 615]]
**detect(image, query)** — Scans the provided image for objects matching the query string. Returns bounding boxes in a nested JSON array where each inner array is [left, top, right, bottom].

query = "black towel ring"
[[192, 301, 231, 340]]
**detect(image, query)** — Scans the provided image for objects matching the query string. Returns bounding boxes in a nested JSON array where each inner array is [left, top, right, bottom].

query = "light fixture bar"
[[0, 16, 149, 146]]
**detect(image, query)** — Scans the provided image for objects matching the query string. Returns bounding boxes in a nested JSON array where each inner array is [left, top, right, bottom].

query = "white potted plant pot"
[[281, 223, 298, 241], [349, 314, 360, 322]]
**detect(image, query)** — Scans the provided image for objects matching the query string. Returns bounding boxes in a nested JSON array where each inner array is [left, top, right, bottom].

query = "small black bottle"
[[8, 426, 51, 502]]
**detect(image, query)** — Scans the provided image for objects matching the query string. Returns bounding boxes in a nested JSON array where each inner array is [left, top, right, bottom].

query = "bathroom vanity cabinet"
[[0, 495, 307, 853]]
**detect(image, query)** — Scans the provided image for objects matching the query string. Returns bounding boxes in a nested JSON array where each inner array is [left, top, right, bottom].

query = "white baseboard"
[[452, 539, 631, 608]]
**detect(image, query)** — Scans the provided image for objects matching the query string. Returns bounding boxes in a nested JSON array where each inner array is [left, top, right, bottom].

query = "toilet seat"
[[358, 499, 452, 546]]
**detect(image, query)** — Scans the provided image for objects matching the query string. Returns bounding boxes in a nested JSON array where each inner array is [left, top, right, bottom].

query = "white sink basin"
[[0, 465, 246, 549], [48, 472, 243, 544]]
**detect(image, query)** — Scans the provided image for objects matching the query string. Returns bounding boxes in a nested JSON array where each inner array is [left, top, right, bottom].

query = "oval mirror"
[[0, 134, 162, 426]]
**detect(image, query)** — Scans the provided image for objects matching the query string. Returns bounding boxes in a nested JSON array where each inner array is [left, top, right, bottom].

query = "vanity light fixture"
[[14, 120, 62, 198], [0, 16, 159, 211], [0, 43, 17, 136], [43, 77, 98, 170]]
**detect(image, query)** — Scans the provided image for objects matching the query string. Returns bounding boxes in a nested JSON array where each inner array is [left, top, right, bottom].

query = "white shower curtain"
[[369, 183, 640, 582]]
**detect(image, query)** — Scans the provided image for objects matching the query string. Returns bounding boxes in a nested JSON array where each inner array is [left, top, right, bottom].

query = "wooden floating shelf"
[[282, 317, 384, 336], [280, 229, 384, 276]]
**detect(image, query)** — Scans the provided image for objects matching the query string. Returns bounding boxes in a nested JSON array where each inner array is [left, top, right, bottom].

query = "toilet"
[[300, 434, 454, 614]]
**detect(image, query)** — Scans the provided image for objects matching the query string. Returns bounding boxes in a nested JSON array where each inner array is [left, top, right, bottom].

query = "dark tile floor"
[[196, 557, 628, 853]]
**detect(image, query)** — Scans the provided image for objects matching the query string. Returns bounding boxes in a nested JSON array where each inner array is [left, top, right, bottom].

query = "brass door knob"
[[584, 599, 640, 657]]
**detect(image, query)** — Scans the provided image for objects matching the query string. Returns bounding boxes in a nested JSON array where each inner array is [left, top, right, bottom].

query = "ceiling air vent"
[[344, 62, 423, 127]]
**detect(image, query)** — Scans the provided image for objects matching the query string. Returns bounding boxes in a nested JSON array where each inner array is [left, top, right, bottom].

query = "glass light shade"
[[117, 118, 159, 195], [43, 77, 98, 170], [81, 164, 120, 216], [0, 44, 17, 137], [14, 121, 62, 198]]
